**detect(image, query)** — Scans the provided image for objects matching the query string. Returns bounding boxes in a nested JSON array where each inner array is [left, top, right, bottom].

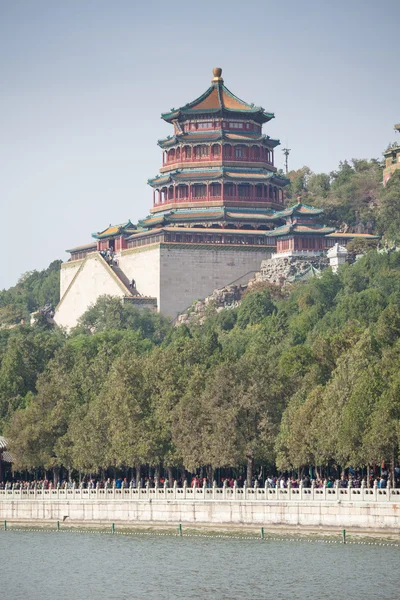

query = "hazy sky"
[[1, 0, 399, 289]]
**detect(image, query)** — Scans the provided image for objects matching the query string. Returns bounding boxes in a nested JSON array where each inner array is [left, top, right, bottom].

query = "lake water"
[[1, 531, 398, 599]]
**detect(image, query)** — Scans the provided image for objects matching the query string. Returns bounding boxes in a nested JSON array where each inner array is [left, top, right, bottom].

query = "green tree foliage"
[[377, 172, 400, 243], [2, 158, 400, 483], [0, 260, 61, 325]]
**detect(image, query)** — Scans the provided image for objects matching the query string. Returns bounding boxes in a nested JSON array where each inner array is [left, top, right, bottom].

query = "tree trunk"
[[155, 464, 160, 486], [247, 456, 254, 487], [167, 466, 174, 487], [136, 464, 141, 488], [181, 467, 186, 485], [391, 446, 396, 489], [206, 465, 214, 485], [53, 467, 60, 486]]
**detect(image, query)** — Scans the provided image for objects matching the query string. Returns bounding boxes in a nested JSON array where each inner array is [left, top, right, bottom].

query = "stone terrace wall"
[[1, 499, 399, 530]]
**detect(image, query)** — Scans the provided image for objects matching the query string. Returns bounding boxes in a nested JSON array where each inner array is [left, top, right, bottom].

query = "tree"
[[378, 171, 400, 243]]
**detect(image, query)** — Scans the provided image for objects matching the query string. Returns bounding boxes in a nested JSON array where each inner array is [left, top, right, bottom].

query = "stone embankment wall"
[[1, 487, 400, 530], [1, 499, 399, 530]]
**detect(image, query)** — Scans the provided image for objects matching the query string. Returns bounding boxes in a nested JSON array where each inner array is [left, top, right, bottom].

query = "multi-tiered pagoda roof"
[[147, 68, 289, 228]]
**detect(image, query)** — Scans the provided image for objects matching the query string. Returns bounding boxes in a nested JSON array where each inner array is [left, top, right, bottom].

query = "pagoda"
[[54, 68, 379, 329], [142, 67, 288, 234]]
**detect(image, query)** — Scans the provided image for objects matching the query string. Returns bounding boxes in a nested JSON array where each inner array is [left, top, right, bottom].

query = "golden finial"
[[212, 67, 223, 84]]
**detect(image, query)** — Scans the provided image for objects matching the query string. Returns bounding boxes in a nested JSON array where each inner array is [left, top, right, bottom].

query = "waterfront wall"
[[1, 487, 400, 530]]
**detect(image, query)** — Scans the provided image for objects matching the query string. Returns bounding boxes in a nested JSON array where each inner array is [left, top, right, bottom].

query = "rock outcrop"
[[176, 255, 329, 326]]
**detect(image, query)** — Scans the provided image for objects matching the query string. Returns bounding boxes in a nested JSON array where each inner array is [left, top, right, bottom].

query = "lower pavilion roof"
[[148, 167, 288, 187], [139, 206, 285, 229], [158, 130, 280, 148], [265, 224, 336, 237], [325, 232, 380, 239], [92, 220, 136, 239], [127, 226, 271, 241], [275, 202, 324, 218]]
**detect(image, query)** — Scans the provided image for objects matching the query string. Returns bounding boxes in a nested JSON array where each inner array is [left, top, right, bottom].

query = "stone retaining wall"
[[0, 499, 399, 530]]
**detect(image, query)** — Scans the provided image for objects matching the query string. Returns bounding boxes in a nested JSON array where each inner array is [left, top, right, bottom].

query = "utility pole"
[[282, 147, 291, 175]]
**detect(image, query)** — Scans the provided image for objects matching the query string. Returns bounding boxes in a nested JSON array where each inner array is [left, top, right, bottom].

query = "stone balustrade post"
[[287, 478, 291, 500], [335, 480, 339, 500], [233, 479, 237, 501], [348, 477, 352, 500], [373, 478, 378, 501], [173, 479, 177, 500], [264, 479, 269, 501], [183, 480, 187, 500], [212, 481, 216, 501], [311, 479, 315, 501], [243, 480, 247, 501], [299, 481, 303, 501]]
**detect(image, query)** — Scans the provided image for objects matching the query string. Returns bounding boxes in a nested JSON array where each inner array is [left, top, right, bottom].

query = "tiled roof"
[[325, 232, 380, 239], [149, 167, 287, 187], [92, 220, 136, 239], [275, 202, 324, 217], [190, 86, 221, 110], [266, 224, 336, 237], [226, 211, 281, 220], [163, 226, 265, 235], [162, 73, 274, 124], [66, 242, 96, 253], [158, 131, 279, 148]]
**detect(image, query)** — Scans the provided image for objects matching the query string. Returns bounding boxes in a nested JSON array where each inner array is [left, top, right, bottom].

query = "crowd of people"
[[2, 470, 400, 491]]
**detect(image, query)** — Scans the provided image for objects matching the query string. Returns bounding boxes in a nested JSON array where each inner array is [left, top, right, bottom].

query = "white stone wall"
[[118, 246, 160, 301], [159, 246, 268, 318], [54, 255, 127, 330], [59, 261, 83, 298], [55, 245, 269, 328], [1, 499, 399, 530]]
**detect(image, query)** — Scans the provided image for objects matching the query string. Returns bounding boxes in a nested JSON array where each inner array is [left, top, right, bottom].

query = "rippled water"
[[1, 531, 398, 599]]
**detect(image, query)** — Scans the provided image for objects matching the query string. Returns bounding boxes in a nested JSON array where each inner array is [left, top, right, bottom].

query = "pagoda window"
[[168, 186, 174, 200], [193, 184, 207, 198], [238, 184, 250, 198], [235, 147, 243, 159], [210, 183, 221, 197], [176, 148, 181, 160], [230, 122, 244, 129], [198, 122, 213, 129], [168, 149, 175, 163], [211, 144, 221, 158], [253, 146, 260, 160], [224, 145, 232, 159], [194, 145, 209, 159], [255, 184, 263, 198], [184, 146, 192, 160], [224, 183, 235, 197], [178, 185, 189, 199]]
